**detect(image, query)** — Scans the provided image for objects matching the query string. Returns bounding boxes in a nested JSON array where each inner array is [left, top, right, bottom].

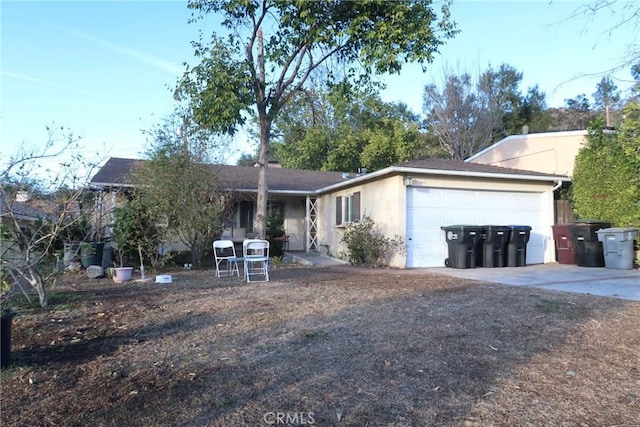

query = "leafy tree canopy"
[[271, 82, 428, 171], [422, 63, 548, 160], [133, 109, 235, 266], [176, 0, 458, 237]]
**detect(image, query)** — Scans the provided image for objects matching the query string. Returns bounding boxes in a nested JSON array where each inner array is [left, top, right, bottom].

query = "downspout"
[[548, 180, 565, 264]]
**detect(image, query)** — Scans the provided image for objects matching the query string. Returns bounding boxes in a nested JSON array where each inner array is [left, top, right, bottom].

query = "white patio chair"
[[243, 239, 270, 283], [213, 240, 240, 278]]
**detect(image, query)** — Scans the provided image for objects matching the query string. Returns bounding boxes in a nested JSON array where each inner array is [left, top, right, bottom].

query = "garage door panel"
[[407, 187, 547, 268], [483, 192, 511, 206], [443, 190, 477, 208], [526, 232, 545, 264], [511, 193, 540, 209], [477, 210, 511, 225], [408, 188, 441, 208], [509, 210, 539, 226], [444, 210, 478, 224]]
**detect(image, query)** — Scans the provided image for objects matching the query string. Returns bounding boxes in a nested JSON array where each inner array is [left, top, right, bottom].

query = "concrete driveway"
[[428, 263, 640, 301]]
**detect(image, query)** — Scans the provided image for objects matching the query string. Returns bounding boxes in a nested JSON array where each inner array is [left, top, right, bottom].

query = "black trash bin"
[[481, 225, 510, 267], [475, 227, 486, 267], [569, 220, 611, 267], [507, 225, 532, 267], [441, 225, 483, 269]]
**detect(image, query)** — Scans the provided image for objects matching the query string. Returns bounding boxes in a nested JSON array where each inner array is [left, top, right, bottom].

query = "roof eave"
[[315, 166, 570, 194], [231, 188, 315, 196], [394, 166, 570, 182], [90, 182, 133, 190]]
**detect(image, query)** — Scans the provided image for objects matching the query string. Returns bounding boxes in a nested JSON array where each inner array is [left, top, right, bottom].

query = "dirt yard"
[[1, 265, 639, 426]]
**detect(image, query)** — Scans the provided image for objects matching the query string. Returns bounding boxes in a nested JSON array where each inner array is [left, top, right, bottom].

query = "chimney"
[[522, 125, 529, 135], [603, 106, 616, 131]]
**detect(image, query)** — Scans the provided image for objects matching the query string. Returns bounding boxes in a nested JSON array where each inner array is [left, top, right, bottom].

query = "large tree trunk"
[[253, 27, 270, 240], [23, 266, 48, 309], [254, 119, 271, 239]]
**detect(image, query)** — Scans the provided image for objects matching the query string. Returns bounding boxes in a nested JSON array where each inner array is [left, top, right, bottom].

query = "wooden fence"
[[555, 200, 575, 224]]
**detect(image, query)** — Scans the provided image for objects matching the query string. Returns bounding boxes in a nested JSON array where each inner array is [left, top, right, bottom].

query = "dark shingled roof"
[[90, 158, 349, 193], [90, 158, 144, 186], [0, 195, 50, 221], [91, 157, 568, 194], [398, 158, 566, 178]]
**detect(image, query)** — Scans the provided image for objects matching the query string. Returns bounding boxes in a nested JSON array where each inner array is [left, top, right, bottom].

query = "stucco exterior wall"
[[316, 175, 406, 266], [467, 131, 587, 176], [317, 173, 558, 268], [282, 196, 306, 251]]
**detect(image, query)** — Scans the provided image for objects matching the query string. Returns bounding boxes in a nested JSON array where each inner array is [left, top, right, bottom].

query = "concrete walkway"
[[283, 252, 639, 301], [283, 250, 349, 266], [428, 263, 640, 301]]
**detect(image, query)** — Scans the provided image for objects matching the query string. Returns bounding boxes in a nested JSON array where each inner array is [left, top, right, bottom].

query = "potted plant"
[[266, 212, 286, 258], [60, 214, 91, 269], [111, 207, 136, 283], [111, 195, 161, 283], [111, 243, 134, 283]]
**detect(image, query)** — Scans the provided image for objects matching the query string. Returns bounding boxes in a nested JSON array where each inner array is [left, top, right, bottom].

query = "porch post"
[[305, 196, 318, 252]]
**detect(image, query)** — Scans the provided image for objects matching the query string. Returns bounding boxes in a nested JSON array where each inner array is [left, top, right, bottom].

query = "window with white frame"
[[335, 192, 360, 226]]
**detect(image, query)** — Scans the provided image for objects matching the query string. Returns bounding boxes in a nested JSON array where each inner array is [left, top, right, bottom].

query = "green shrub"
[[112, 194, 163, 269], [572, 114, 640, 227], [340, 217, 403, 267]]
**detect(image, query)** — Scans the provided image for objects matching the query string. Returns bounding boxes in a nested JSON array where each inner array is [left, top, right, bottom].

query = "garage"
[[406, 187, 548, 268]]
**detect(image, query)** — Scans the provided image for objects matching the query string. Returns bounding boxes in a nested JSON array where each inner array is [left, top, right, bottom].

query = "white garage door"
[[406, 187, 546, 268]]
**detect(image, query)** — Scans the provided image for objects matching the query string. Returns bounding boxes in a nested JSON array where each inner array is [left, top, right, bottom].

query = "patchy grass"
[[535, 297, 569, 313], [1, 265, 638, 426]]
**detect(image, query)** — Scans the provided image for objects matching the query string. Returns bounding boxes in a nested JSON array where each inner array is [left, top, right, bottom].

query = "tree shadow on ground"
[[2, 266, 636, 426]]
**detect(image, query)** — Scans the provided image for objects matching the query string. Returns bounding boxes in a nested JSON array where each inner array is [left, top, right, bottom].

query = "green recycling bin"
[[81, 242, 104, 269], [596, 228, 638, 270]]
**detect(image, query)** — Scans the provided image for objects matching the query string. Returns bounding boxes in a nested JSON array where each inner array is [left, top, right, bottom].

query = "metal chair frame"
[[243, 239, 270, 283], [213, 240, 240, 278]]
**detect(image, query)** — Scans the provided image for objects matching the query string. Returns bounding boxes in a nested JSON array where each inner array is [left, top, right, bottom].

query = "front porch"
[[221, 195, 319, 253]]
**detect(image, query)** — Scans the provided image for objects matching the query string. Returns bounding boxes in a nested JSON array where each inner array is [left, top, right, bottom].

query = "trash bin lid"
[[508, 225, 532, 230], [595, 227, 639, 234], [440, 224, 483, 231], [570, 219, 611, 226]]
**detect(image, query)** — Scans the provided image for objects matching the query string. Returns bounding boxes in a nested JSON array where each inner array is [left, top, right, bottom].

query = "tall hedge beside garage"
[[572, 108, 640, 227]]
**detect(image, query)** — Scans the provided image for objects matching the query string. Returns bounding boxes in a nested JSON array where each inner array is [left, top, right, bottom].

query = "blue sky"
[[1, 0, 637, 174]]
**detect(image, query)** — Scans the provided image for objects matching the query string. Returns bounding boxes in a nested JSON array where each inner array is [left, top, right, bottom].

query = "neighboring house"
[[465, 130, 588, 177], [91, 157, 569, 268], [0, 193, 51, 269]]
